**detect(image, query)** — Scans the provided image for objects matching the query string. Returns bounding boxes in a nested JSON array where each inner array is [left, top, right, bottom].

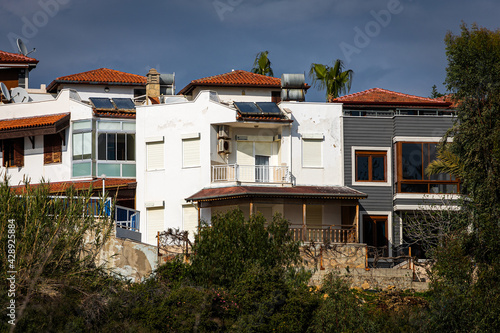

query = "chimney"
[[146, 68, 160, 100]]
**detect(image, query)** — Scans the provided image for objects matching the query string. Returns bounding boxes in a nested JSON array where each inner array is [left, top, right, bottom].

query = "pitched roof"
[[178, 70, 282, 95], [0, 113, 70, 139], [186, 185, 367, 203], [47, 68, 146, 92], [0, 50, 39, 65], [11, 178, 136, 195], [331, 88, 452, 108]]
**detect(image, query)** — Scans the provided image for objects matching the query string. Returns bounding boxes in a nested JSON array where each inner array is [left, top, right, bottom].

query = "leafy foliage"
[[309, 59, 354, 100], [251, 51, 274, 77], [189, 210, 301, 288], [422, 22, 500, 331]]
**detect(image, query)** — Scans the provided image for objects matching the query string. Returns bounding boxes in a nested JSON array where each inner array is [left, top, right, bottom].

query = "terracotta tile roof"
[[178, 70, 282, 95], [94, 111, 136, 119], [0, 113, 69, 132], [236, 115, 293, 123], [331, 88, 452, 108], [0, 50, 39, 64], [11, 178, 136, 195], [47, 68, 146, 92], [186, 185, 367, 202]]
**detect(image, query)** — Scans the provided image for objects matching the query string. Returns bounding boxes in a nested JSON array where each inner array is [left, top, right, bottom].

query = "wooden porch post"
[[302, 201, 307, 242], [197, 203, 201, 230], [355, 203, 360, 243], [249, 201, 254, 217]]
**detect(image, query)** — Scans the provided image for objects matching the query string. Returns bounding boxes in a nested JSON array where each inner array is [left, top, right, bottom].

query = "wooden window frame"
[[396, 141, 460, 194], [355, 150, 387, 182], [2, 138, 24, 168], [44, 133, 63, 164]]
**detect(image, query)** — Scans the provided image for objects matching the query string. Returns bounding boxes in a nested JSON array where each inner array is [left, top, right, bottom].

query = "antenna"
[[16, 39, 36, 56], [11, 87, 30, 103], [0, 82, 11, 102]]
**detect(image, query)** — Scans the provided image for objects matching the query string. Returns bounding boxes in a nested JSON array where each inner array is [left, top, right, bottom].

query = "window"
[[44, 133, 62, 164], [72, 132, 92, 160], [146, 207, 164, 245], [147, 141, 164, 170], [397, 142, 459, 193], [182, 205, 198, 241], [271, 91, 281, 103], [182, 137, 200, 168], [98, 133, 135, 161], [302, 138, 322, 168], [2, 138, 24, 167], [355, 151, 386, 182], [306, 205, 322, 228]]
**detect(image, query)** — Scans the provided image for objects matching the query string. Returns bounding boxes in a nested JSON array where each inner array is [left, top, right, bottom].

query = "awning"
[[0, 113, 70, 140], [186, 185, 367, 207]]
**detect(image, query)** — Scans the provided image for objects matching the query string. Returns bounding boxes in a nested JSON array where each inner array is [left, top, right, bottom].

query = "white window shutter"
[[183, 138, 200, 167], [303, 139, 322, 167], [147, 142, 164, 170], [183, 206, 198, 241], [146, 207, 164, 245], [306, 205, 322, 228]]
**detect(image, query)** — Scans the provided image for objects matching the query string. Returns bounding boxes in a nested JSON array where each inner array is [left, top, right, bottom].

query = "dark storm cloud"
[[1, 0, 498, 101]]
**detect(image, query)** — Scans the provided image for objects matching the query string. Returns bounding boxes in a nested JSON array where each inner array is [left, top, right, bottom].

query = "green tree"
[[309, 59, 353, 101], [251, 51, 274, 77], [430, 84, 445, 98], [425, 22, 500, 331], [0, 178, 113, 331], [189, 209, 302, 288]]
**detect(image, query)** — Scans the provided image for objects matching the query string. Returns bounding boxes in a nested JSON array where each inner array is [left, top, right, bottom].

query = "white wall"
[[57, 83, 140, 101], [282, 101, 344, 186], [136, 91, 238, 244], [0, 90, 93, 185], [190, 87, 277, 103]]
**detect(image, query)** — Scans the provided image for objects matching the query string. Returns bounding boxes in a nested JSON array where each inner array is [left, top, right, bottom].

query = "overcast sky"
[[1, 0, 498, 101]]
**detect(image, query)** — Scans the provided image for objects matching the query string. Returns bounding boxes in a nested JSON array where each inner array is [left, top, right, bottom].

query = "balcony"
[[212, 164, 291, 184]]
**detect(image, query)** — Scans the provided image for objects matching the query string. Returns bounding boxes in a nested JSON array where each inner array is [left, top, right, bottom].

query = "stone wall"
[[96, 231, 158, 282]]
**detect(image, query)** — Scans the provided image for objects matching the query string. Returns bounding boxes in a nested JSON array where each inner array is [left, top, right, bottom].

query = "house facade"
[[136, 70, 366, 245], [334, 88, 458, 257]]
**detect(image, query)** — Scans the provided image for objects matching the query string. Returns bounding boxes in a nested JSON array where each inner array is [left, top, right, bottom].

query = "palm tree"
[[251, 51, 274, 77], [309, 59, 353, 101], [425, 147, 461, 178]]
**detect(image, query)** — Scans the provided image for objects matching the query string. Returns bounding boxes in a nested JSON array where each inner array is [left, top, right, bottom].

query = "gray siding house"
[[335, 88, 459, 258]]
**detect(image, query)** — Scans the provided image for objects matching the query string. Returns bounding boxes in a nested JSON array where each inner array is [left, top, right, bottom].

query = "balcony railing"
[[290, 225, 357, 243], [212, 164, 290, 183]]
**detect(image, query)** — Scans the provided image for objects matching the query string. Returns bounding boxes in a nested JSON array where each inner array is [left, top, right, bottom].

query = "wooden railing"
[[290, 226, 357, 243]]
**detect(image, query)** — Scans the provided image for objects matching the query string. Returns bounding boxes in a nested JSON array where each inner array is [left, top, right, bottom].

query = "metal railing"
[[290, 225, 357, 243], [212, 164, 290, 183], [115, 205, 140, 232]]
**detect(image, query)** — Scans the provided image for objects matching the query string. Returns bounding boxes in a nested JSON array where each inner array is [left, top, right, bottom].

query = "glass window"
[[355, 151, 387, 182], [98, 133, 135, 161], [397, 142, 460, 194], [73, 132, 92, 160], [303, 139, 322, 167]]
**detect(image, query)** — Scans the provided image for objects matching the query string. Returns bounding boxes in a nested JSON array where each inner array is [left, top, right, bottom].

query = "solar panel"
[[256, 102, 282, 116], [89, 97, 115, 110], [234, 102, 261, 116], [112, 98, 136, 111]]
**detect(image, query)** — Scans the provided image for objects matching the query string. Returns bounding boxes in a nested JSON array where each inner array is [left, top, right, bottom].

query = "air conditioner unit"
[[218, 125, 230, 139], [218, 138, 231, 154]]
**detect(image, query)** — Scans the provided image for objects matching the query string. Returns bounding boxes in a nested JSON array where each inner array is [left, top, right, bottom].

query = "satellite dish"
[[0, 82, 11, 102], [11, 87, 30, 103], [16, 39, 35, 56]]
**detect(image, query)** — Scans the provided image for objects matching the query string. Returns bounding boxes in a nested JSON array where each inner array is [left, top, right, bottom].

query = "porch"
[[186, 185, 367, 244]]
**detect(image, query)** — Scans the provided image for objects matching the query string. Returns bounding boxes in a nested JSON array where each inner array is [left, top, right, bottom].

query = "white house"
[[136, 70, 366, 246]]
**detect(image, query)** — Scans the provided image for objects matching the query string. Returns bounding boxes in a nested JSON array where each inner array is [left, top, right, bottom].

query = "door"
[[363, 215, 388, 257], [255, 155, 269, 182]]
